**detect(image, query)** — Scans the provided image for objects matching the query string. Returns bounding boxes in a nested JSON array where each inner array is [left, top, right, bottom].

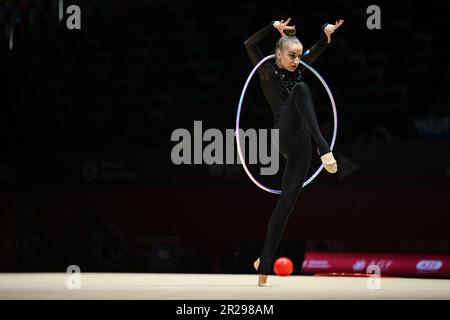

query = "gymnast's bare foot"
[[253, 258, 271, 287]]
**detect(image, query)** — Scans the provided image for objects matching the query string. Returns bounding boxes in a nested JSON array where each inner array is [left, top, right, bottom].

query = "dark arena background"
[[0, 0, 449, 307]]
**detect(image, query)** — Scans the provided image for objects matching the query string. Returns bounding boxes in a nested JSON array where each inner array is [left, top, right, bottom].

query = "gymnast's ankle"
[[253, 258, 271, 287]]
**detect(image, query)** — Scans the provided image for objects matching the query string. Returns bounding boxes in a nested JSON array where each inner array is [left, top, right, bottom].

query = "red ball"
[[273, 257, 294, 276]]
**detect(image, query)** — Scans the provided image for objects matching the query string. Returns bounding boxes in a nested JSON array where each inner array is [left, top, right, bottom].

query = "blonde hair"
[[274, 34, 302, 59]]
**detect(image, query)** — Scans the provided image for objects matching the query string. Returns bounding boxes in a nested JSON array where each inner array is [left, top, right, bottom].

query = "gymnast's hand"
[[324, 19, 344, 43], [273, 18, 296, 37]]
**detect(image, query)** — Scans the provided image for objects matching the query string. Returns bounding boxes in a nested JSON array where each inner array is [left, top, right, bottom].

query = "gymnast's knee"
[[292, 82, 311, 98]]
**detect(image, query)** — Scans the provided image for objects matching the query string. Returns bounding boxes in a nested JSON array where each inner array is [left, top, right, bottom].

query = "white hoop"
[[236, 54, 338, 194]]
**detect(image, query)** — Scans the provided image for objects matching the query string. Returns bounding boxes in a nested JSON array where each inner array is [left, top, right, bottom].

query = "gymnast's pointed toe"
[[320, 152, 337, 174], [257, 274, 271, 287], [258, 282, 272, 287]]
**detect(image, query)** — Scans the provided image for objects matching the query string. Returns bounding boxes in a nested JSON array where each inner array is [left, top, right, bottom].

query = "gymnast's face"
[[277, 42, 303, 72]]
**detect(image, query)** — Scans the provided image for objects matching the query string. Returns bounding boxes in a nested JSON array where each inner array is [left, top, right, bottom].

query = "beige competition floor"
[[0, 273, 449, 300]]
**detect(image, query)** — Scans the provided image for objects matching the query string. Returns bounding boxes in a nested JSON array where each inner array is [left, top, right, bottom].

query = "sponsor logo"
[[416, 260, 443, 271], [368, 260, 393, 271], [304, 260, 330, 269], [353, 259, 366, 272]]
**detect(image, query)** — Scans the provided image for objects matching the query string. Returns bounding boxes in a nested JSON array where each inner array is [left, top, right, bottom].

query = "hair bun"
[[285, 29, 296, 36]]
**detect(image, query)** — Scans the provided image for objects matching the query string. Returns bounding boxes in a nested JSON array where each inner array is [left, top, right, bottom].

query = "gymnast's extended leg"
[[255, 129, 312, 283], [253, 81, 334, 285]]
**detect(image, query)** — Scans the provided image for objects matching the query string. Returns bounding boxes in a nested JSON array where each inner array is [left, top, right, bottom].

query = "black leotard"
[[243, 22, 334, 275]]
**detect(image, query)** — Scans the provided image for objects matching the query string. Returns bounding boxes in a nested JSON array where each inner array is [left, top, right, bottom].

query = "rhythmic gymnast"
[[244, 17, 344, 286]]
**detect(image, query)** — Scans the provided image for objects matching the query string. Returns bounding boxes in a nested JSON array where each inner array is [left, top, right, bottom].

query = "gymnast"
[[244, 17, 344, 286]]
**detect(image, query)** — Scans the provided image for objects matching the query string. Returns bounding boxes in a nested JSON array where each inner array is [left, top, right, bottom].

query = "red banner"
[[302, 251, 450, 278]]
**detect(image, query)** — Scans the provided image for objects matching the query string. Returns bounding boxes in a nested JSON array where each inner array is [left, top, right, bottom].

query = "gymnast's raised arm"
[[301, 19, 344, 68], [244, 19, 295, 81]]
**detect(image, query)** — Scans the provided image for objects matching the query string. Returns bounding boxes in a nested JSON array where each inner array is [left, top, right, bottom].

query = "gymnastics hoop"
[[236, 54, 338, 194]]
